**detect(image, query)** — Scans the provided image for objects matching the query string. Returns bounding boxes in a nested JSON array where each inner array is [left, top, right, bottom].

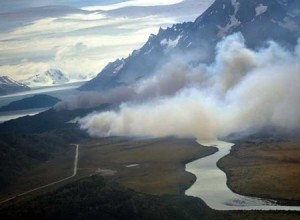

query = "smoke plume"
[[78, 33, 300, 140]]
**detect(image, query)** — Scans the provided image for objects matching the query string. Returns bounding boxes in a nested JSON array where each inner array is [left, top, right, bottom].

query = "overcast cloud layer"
[[0, 0, 214, 81], [77, 33, 300, 140]]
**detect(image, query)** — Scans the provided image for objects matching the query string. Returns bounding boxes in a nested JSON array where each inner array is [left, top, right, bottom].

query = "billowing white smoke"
[[78, 33, 300, 140]]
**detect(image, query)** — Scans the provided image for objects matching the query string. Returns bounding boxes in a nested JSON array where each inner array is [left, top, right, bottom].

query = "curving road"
[[0, 144, 79, 205]]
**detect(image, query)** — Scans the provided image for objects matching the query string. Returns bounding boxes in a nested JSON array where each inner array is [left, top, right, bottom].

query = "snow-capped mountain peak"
[[22, 69, 69, 87], [0, 76, 25, 87], [45, 69, 69, 84], [0, 76, 30, 95]]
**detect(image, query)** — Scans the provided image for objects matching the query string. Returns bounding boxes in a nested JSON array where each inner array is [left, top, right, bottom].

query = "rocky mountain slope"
[[80, 0, 300, 91]]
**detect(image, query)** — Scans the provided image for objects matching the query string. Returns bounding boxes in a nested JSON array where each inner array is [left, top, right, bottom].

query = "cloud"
[[55, 42, 88, 60], [77, 33, 300, 140], [0, 1, 214, 81], [0, 15, 177, 80], [82, 0, 185, 11]]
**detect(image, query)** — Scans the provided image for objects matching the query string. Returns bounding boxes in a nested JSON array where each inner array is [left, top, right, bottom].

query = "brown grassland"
[[218, 141, 300, 202], [78, 137, 217, 195], [1, 137, 300, 219], [0, 137, 217, 202]]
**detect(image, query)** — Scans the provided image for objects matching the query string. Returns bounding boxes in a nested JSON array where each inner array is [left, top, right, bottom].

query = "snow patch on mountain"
[[217, 16, 241, 37], [160, 35, 182, 49], [0, 76, 26, 87], [255, 4, 268, 16], [112, 60, 125, 75], [231, 0, 240, 14], [217, 0, 241, 37], [144, 47, 154, 55]]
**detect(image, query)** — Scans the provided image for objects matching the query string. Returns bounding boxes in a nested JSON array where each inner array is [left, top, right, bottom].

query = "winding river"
[[185, 140, 300, 211]]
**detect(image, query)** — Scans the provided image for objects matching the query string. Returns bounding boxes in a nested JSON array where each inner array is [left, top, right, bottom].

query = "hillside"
[[0, 94, 60, 112], [0, 129, 88, 191], [0, 103, 113, 134]]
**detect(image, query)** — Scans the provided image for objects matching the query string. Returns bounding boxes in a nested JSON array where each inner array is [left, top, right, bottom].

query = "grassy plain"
[[1, 136, 300, 219], [218, 140, 300, 202], [0, 136, 216, 204], [78, 137, 217, 195]]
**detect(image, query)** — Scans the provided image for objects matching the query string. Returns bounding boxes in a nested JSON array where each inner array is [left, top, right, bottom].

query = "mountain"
[[0, 76, 30, 96], [80, 0, 300, 91], [22, 69, 69, 87], [0, 94, 61, 112]]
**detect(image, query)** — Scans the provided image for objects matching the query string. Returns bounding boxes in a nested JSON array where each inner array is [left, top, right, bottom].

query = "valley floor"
[[1, 136, 299, 219]]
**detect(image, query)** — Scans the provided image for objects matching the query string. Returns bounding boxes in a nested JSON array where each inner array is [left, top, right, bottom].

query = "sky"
[[0, 0, 214, 82]]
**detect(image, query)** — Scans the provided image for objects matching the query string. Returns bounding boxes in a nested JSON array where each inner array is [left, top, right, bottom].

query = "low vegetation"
[[219, 137, 300, 203], [0, 128, 88, 193], [1, 176, 299, 220], [78, 137, 217, 195], [0, 104, 110, 193]]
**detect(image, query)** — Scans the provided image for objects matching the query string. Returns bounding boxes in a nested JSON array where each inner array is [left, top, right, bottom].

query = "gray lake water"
[[0, 82, 85, 123], [0, 82, 84, 107], [185, 140, 300, 211]]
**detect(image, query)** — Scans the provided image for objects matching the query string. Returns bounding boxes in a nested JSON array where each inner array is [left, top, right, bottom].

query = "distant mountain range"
[[0, 76, 30, 96], [80, 0, 300, 91], [22, 69, 69, 87]]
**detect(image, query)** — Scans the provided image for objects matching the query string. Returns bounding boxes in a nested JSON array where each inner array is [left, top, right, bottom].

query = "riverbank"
[[218, 140, 300, 205]]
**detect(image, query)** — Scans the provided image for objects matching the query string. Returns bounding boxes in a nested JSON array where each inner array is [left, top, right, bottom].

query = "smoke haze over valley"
[[76, 33, 300, 140]]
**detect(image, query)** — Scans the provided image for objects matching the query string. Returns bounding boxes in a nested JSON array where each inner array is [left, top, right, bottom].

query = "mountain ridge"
[[80, 0, 300, 91]]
